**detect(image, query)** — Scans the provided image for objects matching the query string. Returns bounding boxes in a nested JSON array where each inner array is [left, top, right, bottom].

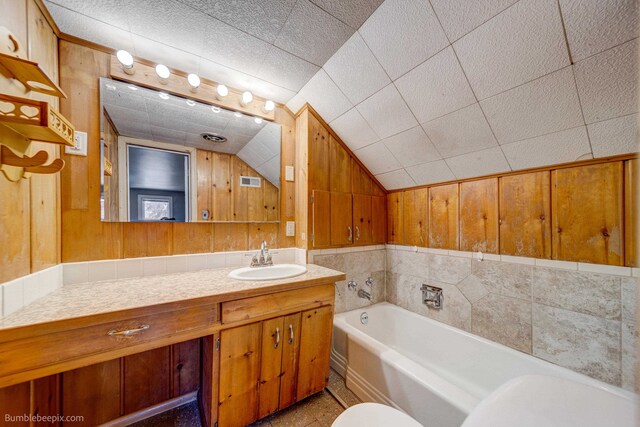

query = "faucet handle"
[[261, 240, 268, 250]]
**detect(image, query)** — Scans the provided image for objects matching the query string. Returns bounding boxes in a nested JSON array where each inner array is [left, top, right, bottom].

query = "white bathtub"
[[332, 302, 636, 427]]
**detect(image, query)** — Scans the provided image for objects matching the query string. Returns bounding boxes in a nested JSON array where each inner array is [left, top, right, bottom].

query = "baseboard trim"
[[99, 391, 198, 427]]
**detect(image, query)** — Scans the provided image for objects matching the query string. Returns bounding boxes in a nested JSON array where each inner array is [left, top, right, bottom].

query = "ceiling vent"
[[201, 132, 227, 143]]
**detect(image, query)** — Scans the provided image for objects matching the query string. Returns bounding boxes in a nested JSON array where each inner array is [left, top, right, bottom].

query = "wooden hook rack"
[[0, 145, 65, 181]]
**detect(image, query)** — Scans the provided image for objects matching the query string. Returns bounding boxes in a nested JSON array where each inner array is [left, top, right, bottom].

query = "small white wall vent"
[[240, 176, 261, 188]]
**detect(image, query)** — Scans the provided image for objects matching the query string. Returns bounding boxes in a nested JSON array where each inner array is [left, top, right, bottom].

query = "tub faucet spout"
[[358, 289, 372, 301]]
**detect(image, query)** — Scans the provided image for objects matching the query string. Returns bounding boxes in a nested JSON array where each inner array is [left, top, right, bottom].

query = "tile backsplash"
[[0, 265, 63, 318]]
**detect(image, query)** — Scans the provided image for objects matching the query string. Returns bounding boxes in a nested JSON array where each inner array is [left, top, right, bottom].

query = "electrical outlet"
[[65, 131, 88, 156], [285, 165, 294, 181], [286, 221, 295, 237]]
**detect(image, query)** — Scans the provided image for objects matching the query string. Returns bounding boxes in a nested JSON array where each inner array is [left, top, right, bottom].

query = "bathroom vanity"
[[0, 265, 345, 427]]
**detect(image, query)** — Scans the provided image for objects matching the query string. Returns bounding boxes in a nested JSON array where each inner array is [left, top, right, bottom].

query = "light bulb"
[[254, 117, 263, 124], [186, 100, 196, 107], [187, 73, 200, 91], [234, 112, 242, 118], [127, 84, 138, 91], [216, 84, 228, 99], [158, 92, 169, 100], [263, 100, 275, 112], [155, 64, 170, 83], [241, 91, 253, 106], [211, 106, 221, 113], [116, 50, 134, 74]]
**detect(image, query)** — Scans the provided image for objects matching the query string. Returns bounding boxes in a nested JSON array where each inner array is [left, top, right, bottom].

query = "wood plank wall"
[[388, 157, 638, 266], [0, 0, 60, 283]]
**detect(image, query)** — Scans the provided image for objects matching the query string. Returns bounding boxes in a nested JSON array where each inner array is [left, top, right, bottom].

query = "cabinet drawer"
[[0, 303, 218, 380], [221, 284, 334, 324]]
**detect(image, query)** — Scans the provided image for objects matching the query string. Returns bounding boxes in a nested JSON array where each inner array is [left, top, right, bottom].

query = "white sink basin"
[[461, 375, 639, 427], [228, 264, 307, 281]]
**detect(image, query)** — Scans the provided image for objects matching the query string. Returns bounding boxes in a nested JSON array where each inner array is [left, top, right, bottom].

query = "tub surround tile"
[[387, 250, 428, 278], [429, 254, 471, 284], [342, 270, 386, 313], [577, 262, 631, 277], [621, 321, 639, 393], [408, 280, 471, 331], [344, 250, 385, 276], [472, 293, 532, 353], [532, 303, 621, 385], [313, 254, 346, 273], [621, 277, 638, 323], [471, 259, 532, 300], [534, 258, 578, 271], [532, 268, 621, 320], [457, 275, 490, 304]]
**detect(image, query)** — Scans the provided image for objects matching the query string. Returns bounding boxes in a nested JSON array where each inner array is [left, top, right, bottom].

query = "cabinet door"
[[312, 190, 331, 248], [429, 184, 459, 250], [460, 179, 499, 253], [308, 113, 330, 192], [353, 194, 372, 245], [371, 196, 386, 244], [279, 313, 301, 409], [403, 188, 428, 247], [258, 317, 284, 419], [296, 306, 333, 401], [219, 323, 261, 427], [330, 192, 353, 246], [330, 136, 351, 193]]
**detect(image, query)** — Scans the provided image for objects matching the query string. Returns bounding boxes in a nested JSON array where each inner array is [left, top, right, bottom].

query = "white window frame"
[[137, 195, 173, 221]]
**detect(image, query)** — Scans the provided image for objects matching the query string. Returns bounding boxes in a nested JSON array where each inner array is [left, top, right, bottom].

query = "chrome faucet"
[[421, 284, 443, 309], [357, 289, 372, 301], [251, 240, 273, 267]]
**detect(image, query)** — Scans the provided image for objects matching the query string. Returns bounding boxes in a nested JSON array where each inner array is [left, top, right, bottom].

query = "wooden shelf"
[[0, 94, 75, 146], [0, 52, 67, 98]]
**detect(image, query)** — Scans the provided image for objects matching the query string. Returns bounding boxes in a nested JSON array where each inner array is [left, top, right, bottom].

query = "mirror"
[[99, 77, 281, 223]]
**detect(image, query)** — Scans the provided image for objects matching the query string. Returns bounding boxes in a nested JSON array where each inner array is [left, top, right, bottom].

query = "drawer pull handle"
[[288, 324, 294, 344], [348, 226, 352, 241], [107, 324, 150, 336], [274, 327, 280, 349]]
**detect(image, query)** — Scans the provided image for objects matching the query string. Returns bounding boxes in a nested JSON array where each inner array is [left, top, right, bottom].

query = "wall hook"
[[0, 145, 48, 167], [24, 158, 64, 174]]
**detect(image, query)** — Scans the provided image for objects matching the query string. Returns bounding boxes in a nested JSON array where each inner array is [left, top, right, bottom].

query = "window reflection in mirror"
[[99, 77, 281, 223]]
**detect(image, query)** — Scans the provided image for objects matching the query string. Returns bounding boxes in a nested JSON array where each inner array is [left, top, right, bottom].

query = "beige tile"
[[457, 275, 490, 304], [622, 277, 638, 323], [532, 304, 621, 385], [313, 254, 346, 272], [429, 254, 471, 284], [472, 259, 532, 300], [387, 250, 429, 279], [532, 267, 621, 320], [385, 271, 399, 305], [472, 293, 532, 353], [408, 280, 472, 331], [621, 321, 639, 393], [344, 250, 385, 275]]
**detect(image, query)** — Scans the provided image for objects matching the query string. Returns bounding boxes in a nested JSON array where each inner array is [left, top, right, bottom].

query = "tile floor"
[[132, 369, 360, 427]]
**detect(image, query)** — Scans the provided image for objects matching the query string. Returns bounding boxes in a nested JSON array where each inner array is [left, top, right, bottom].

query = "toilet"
[[332, 403, 423, 427]]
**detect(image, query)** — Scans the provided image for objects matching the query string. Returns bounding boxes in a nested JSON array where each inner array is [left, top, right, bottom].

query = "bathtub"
[[332, 302, 636, 427]]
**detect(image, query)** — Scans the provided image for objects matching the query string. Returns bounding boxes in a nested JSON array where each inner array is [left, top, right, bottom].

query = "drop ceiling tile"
[[46, 0, 130, 30], [274, 0, 354, 66], [445, 146, 511, 179], [177, 0, 296, 43], [574, 39, 639, 124], [405, 160, 456, 186], [382, 126, 441, 168], [422, 103, 497, 158], [356, 84, 418, 139], [354, 141, 401, 175], [358, 0, 449, 80], [329, 108, 379, 151], [453, 0, 569, 99], [150, 125, 187, 144], [395, 47, 476, 123], [375, 169, 416, 190], [255, 46, 320, 92], [501, 126, 592, 170], [46, 3, 134, 52], [588, 114, 640, 158], [560, 0, 639, 61], [298, 70, 352, 122], [131, 35, 200, 73], [285, 92, 307, 115], [480, 67, 584, 144], [429, 0, 518, 41], [126, 0, 208, 55], [323, 32, 390, 105], [309, 0, 384, 28]]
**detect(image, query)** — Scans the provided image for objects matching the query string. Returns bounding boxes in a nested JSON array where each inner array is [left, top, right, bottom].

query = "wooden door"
[[353, 194, 372, 245], [387, 192, 404, 244], [218, 323, 261, 427], [499, 172, 551, 258], [258, 317, 284, 418], [279, 313, 301, 409], [329, 136, 351, 193], [312, 190, 331, 248], [308, 113, 330, 192], [296, 306, 333, 401], [371, 196, 386, 243], [403, 189, 428, 247], [460, 179, 499, 253], [552, 162, 624, 265], [330, 192, 353, 246], [429, 184, 458, 249]]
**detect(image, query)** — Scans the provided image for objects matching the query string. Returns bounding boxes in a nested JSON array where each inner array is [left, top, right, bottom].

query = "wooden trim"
[[100, 391, 198, 427], [33, 0, 61, 36], [388, 153, 639, 193], [298, 103, 388, 194]]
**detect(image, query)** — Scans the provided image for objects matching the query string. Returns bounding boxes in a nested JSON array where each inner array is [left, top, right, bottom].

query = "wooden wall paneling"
[[353, 194, 372, 245], [171, 339, 200, 397], [258, 316, 284, 418], [311, 190, 331, 248], [279, 312, 301, 409], [296, 305, 333, 401], [218, 323, 261, 427], [552, 163, 624, 265], [371, 182, 385, 197], [0, 179, 30, 282], [199, 334, 220, 427], [122, 223, 173, 258], [351, 158, 372, 195], [213, 223, 249, 252], [33, 375, 60, 425], [403, 189, 428, 247], [264, 181, 279, 222], [123, 347, 171, 414], [231, 156, 248, 221], [294, 110, 309, 249], [196, 150, 212, 221], [330, 192, 353, 246], [248, 223, 278, 250], [460, 179, 499, 253], [387, 192, 404, 244], [625, 159, 638, 267], [0, 381, 30, 425], [62, 359, 122, 426], [371, 196, 386, 244], [211, 152, 231, 222], [247, 165, 264, 222], [277, 107, 296, 248], [499, 172, 551, 258], [329, 135, 351, 193], [172, 222, 213, 254], [428, 184, 458, 250], [307, 113, 329, 192]]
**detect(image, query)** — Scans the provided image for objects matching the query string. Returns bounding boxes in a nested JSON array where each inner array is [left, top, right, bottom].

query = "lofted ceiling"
[[46, 0, 639, 190]]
